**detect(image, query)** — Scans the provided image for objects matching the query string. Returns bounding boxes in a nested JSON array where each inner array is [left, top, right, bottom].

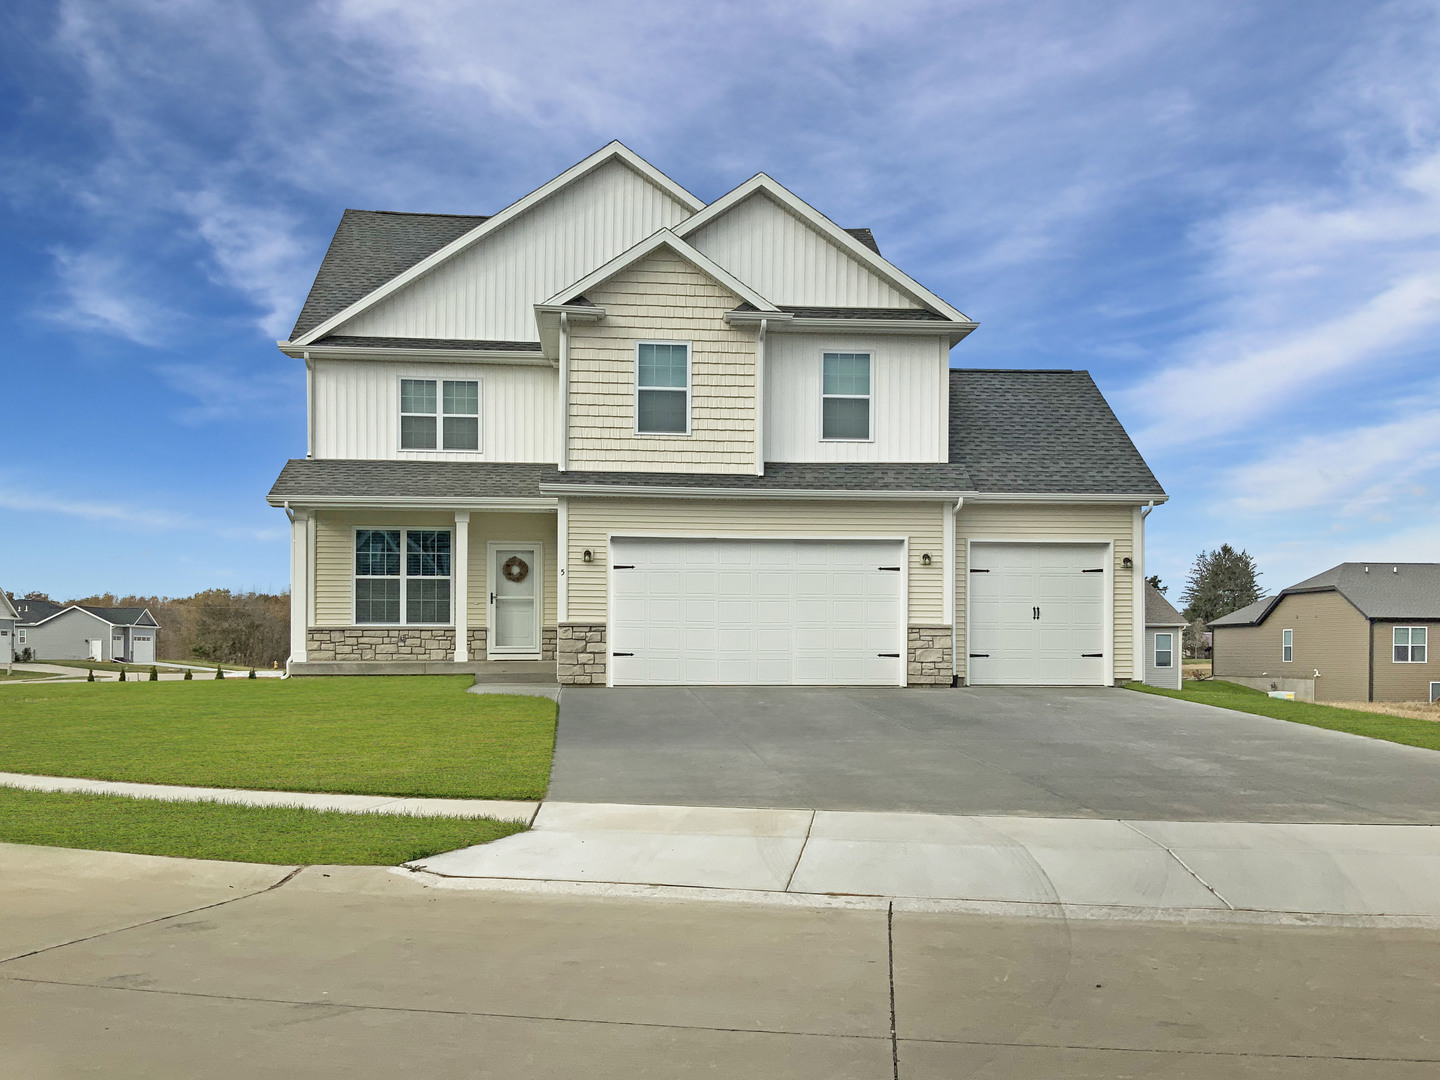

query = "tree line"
[[9, 589, 290, 669]]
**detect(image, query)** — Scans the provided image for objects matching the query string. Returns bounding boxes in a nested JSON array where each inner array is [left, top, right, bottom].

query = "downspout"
[[1137, 500, 1154, 685], [754, 318, 767, 476], [304, 352, 315, 459], [950, 495, 963, 687], [558, 313, 570, 473], [1368, 619, 1375, 702]]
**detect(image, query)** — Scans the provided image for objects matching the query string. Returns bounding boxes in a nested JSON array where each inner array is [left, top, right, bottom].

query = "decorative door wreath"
[[501, 555, 530, 583]]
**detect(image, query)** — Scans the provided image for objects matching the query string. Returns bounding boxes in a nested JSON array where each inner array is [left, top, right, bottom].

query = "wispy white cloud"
[[154, 361, 298, 425], [0, 485, 284, 543], [43, 247, 173, 344]]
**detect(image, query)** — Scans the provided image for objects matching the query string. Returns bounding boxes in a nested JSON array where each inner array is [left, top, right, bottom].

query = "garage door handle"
[[877, 653, 900, 658], [611, 652, 634, 657], [1081, 653, 1104, 658]]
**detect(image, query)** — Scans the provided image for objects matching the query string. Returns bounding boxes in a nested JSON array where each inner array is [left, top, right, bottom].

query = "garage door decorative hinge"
[[969, 568, 989, 573], [613, 564, 636, 570], [878, 566, 901, 571], [611, 651, 634, 657], [877, 653, 900, 658], [969, 653, 990, 658], [1082, 568, 1104, 573], [1081, 652, 1104, 658]]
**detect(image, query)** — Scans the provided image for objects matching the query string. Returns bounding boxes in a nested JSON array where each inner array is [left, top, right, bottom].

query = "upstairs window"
[[1281, 628, 1293, 663], [400, 378, 480, 450], [1394, 626, 1428, 663], [354, 528, 452, 625], [1154, 632, 1174, 669], [636, 342, 689, 434], [822, 353, 872, 440]]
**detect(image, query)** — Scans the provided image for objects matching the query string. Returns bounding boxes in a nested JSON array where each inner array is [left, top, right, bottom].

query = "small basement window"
[[1154, 632, 1173, 669], [821, 352, 872, 440], [1281, 628, 1293, 663], [1394, 626, 1428, 663]]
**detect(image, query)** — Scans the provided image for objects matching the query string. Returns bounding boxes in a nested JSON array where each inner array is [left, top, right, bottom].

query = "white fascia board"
[[772, 317, 978, 344], [540, 229, 780, 313], [28, 606, 113, 629], [539, 483, 973, 501], [291, 142, 706, 348], [534, 304, 606, 361], [674, 175, 974, 324], [0, 591, 18, 620], [279, 343, 552, 365], [964, 492, 1171, 504], [265, 495, 559, 512]]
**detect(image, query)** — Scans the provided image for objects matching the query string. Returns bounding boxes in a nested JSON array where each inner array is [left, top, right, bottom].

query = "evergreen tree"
[[1146, 574, 1166, 595], [1181, 545, 1262, 623]]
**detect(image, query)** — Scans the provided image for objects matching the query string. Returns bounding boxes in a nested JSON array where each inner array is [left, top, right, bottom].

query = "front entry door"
[[488, 544, 542, 658]]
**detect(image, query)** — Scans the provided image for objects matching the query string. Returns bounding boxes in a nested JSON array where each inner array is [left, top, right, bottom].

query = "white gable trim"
[[291, 143, 707, 348], [0, 589, 18, 621], [541, 229, 782, 313], [24, 605, 113, 629], [676, 175, 972, 323]]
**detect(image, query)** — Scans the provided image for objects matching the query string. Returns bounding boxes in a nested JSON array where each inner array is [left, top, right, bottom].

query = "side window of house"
[[636, 343, 689, 434], [822, 353, 871, 440], [1394, 626, 1428, 663], [355, 529, 452, 624], [400, 379, 480, 450], [1154, 632, 1173, 668], [1281, 628, 1293, 662]]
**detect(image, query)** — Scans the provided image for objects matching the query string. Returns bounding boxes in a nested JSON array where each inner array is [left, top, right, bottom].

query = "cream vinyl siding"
[[568, 251, 757, 473], [465, 512, 558, 628], [312, 359, 557, 461], [313, 511, 455, 626], [565, 498, 948, 625], [336, 159, 693, 343], [1213, 592, 1369, 702], [765, 333, 949, 462], [955, 503, 1138, 682], [688, 192, 919, 308]]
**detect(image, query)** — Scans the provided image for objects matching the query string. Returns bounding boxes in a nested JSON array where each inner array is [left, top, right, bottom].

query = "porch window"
[[400, 379, 480, 450], [1394, 626, 1428, 663], [822, 352, 872, 440], [354, 528, 452, 625], [1154, 632, 1173, 668], [636, 342, 689, 434], [1281, 628, 1293, 663]]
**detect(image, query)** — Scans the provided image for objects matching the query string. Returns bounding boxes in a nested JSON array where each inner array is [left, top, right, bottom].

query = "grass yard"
[[0, 676, 556, 799], [0, 786, 524, 865], [0, 670, 55, 681], [1129, 679, 1440, 752]]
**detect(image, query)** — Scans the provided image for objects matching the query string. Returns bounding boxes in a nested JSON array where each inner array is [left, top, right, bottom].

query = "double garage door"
[[609, 538, 905, 686]]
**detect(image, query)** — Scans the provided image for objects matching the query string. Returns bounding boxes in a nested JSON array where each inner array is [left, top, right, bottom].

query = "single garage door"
[[968, 542, 1107, 686], [609, 537, 905, 686], [131, 634, 155, 664]]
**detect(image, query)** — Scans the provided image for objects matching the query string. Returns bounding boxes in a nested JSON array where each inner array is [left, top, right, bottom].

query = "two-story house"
[[268, 143, 1165, 687]]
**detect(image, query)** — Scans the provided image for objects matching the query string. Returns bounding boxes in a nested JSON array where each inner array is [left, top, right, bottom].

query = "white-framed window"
[[1281, 628, 1293, 663], [821, 352, 872, 440], [354, 528, 452, 625], [15, 629, 24, 644], [635, 342, 689, 435], [399, 378, 480, 451], [1393, 626, 1428, 663], [1154, 632, 1174, 668]]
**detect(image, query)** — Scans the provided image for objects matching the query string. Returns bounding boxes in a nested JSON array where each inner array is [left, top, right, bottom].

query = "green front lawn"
[[0, 676, 556, 799], [0, 786, 524, 865], [1129, 679, 1440, 752]]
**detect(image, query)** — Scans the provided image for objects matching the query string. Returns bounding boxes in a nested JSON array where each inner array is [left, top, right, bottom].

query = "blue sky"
[[2, 0, 1438, 601]]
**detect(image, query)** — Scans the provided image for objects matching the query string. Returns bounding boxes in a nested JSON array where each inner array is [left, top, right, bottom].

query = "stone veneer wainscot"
[[908, 627, 953, 686]]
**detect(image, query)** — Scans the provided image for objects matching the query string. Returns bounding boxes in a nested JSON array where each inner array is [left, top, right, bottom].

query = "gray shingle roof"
[[843, 228, 880, 254], [83, 606, 156, 627], [12, 598, 65, 622], [542, 461, 973, 493], [13, 599, 155, 626], [289, 210, 489, 341], [269, 460, 559, 502], [782, 306, 947, 321], [311, 335, 543, 352], [1145, 582, 1187, 626], [1208, 596, 1280, 627], [949, 370, 1165, 496], [1286, 563, 1440, 621]]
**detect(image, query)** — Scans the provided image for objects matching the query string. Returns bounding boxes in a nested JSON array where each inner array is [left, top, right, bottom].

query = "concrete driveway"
[[550, 687, 1440, 823]]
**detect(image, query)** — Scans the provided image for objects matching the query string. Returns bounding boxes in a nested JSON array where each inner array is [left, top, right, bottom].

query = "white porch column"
[[454, 511, 471, 663], [289, 509, 310, 665]]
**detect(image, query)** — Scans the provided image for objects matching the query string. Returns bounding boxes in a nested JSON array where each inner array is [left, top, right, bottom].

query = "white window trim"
[[397, 376, 483, 454], [16, 628, 25, 644], [633, 340, 692, 437], [1281, 628, 1293, 663], [1393, 625, 1428, 663], [1154, 632, 1174, 668], [819, 351, 875, 443], [352, 526, 455, 627]]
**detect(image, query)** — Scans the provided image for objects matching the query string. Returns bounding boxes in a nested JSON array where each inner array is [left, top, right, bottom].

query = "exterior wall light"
[[921, 553, 932, 566], [583, 549, 594, 562], [1122, 557, 1134, 569]]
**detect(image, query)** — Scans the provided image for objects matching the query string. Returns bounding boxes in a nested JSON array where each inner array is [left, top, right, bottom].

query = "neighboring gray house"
[[1143, 582, 1186, 691], [12, 598, 160, 663], [1, 590, 18, 662]]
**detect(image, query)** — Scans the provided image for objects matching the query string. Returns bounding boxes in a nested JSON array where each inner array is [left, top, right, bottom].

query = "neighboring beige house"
[[1143, 583, 1186, 691], [268, 142, 1166, 687], [1211, 563, 1440, 703]]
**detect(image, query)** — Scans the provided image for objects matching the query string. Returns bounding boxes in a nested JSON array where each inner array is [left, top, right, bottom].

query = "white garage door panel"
[[969, 543, 1107, 686], [610, 538, 904, 686]]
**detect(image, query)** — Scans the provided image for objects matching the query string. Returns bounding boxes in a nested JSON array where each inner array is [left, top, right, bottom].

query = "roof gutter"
[[266, 495, 560, 511], [965, 492, 1170, 505], [279, 343, 551, 364], [537, 483, 974, 501]]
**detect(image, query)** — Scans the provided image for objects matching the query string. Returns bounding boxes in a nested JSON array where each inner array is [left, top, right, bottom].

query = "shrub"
[[215, 665, 225, 680], [86, 669, 95, 682], [183, 668, 193, 680], [149, 666, 159, 681], [118, 668, 126, 682], [248, 668, 256, 679]]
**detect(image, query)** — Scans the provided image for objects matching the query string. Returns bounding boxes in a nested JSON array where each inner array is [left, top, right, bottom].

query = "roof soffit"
[[291, 142, 706, 348]]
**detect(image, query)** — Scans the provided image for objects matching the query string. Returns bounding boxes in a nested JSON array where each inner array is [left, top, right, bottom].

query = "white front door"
[[609, 538, 905, 686], [488, 544, 542, 657], [968, 542, 1108, 686]]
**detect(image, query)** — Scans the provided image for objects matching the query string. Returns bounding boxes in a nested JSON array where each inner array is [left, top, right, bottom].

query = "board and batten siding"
[[1212, 592, 1370, 702], [954, 504, 1138, 683], [312, 358, 557, 462], [336, 159, 694, 343], [688, 192, 919, 309], [568, 250, 757, 473], [765, 333, 949, 462], [564, 498, 949, 626], [313, 510, 556, 628]]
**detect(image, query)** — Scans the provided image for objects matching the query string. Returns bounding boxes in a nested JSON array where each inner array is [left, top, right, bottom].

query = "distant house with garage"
[[11, 598, 160, 663], [1, 590, 18, 660], [1142, 582, 1186, 691], [1210, 563, 1439, 703]]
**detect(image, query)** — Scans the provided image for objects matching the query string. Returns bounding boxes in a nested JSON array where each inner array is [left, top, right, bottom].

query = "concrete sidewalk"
[[0, 772, 537, 823], [411, 801, 1440, 918]]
